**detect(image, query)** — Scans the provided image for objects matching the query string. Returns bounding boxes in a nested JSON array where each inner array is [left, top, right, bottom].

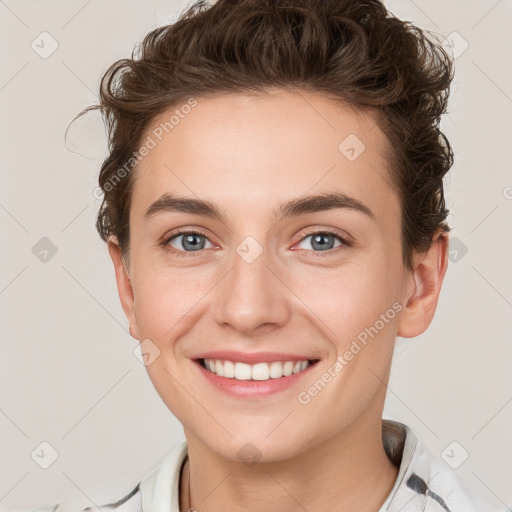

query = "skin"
[[108, 87, 449, 512]]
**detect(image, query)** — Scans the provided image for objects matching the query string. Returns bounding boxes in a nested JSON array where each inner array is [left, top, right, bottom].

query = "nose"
[[212, 246, 291, 336]]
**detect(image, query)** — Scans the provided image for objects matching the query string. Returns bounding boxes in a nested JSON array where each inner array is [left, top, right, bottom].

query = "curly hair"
[[75, 0, 454, 270]]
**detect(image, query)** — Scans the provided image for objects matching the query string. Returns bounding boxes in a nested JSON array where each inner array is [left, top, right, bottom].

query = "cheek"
[[132, 266, 214, 339], [291, 257, 402, 337]]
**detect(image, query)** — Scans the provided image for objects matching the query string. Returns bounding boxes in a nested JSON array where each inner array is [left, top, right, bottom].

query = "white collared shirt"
[[19, 420, 505, 512]]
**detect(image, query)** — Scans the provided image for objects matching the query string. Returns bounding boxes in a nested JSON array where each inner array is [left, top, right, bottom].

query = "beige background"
[[1, 0, 511, 509]]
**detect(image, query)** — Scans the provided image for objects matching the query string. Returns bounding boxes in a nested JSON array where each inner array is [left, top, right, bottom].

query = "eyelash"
[[160, 228, 352, 258]]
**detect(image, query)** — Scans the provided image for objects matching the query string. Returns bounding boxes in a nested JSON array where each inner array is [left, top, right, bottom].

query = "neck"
[[180, 416, 399, 512]]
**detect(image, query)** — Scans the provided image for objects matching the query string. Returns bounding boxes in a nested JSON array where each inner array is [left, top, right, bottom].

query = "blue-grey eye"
[[169, 232, 213, 252], [297, 232, 344, 251]]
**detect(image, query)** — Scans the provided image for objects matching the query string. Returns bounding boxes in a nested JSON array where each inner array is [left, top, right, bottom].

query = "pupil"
[[184, 234, 204, 251], [312, 234, 333, 250]]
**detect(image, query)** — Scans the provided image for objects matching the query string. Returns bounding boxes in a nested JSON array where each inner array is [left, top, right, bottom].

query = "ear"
[[397, 230, 449, 338], [107, 236, 138, 339]]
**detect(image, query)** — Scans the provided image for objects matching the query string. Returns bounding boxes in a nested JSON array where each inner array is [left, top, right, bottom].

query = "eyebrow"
[[143, 192, 375, 222]]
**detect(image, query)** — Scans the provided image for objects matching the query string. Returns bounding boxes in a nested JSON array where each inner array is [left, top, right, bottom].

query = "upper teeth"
[[203, 359, 311, 381]]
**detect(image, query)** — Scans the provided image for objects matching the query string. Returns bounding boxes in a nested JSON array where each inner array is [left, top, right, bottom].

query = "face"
[[109, 88, 446, 462]]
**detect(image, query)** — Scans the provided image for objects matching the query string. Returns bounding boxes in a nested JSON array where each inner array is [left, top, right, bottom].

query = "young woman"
[[31, 0, 504, 510]]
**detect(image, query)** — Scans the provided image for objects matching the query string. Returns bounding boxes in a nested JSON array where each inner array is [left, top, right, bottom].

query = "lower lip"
[[194, 359, 319, 398]]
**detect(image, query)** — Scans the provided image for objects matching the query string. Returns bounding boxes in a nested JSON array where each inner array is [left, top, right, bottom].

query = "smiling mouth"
[[197, 358, 320, 381]]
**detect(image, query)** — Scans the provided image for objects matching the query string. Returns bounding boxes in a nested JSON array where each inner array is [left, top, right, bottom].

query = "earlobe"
[[107, 237, 138, 338], [397, 230, 449, 338]]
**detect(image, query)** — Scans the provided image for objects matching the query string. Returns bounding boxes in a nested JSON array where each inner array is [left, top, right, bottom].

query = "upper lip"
[[193, 350, 320, 365]]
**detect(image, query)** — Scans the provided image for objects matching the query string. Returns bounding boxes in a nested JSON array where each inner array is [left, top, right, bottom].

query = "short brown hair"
[[77, 0, 454, 270]]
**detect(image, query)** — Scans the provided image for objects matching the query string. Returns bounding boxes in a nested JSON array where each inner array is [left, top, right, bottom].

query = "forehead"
[[130, 88, 399, 224]]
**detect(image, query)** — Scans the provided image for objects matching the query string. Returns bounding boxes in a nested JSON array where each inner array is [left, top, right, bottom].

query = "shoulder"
[[8, 507, 61, 512], [82, 483, 142, 512], [10, 483, 142, 512], [383, 420, 506, 512], [9, 442, 188, 512], [414, 452, 506, 512]]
